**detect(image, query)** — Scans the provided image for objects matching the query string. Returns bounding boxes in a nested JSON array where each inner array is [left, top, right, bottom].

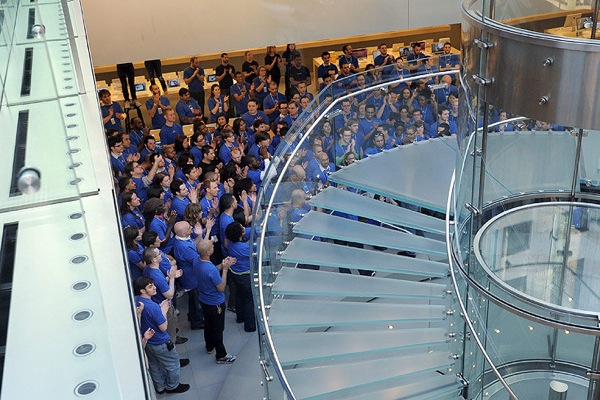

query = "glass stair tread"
[[285, 352, 454, 399], [309, 186, 446, 235], [272, 267, 446, 299], [267, 299, 447, 329], [328, 137, 457, 214], [272, 328, 448, 366], [333, 373, 462, 400], [282, 238, 448, 278], [293, 211, 447, 256]]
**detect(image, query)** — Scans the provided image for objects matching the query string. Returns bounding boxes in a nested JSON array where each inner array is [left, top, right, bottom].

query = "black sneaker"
[[175, 336, 188, 344], [216, 354, 236, 364], [179, 358, 190, 368], [165, 383, 190, 394]]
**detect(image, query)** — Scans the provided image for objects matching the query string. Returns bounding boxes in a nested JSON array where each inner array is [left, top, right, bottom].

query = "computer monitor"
[[353, 48, 368, 59], [167, 78, 180, 88], [134, 82, 146, 92], [207, 74, 217, 83], [577, 16, 594, 30], [431, 43, 443, 53], [372, 50, 381, 59], [399, 46, 411, 58], [410, 40, 427, 50], [564, 13, 582, 29]]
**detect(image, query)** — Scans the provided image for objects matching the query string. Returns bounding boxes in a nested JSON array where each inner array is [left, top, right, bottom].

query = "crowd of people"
[[102, 40, 470, 395]]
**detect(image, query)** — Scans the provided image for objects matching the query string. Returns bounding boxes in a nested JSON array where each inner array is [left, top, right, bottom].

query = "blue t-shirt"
[[193, 259, 225, 305], [241, 110, 269, 129], [207, 95, 227, 123], [143, 266, 169, 303], [149, 216, 174, 254], [230, 82, 250, 115], [173, 238, 199, 290], [145, 96, 170, 129], [159, 123, 184, 145], [252, 76, 269, 106], [127, 243, 144, 282], [263, 93, 286, 123], [101, 102, 124, 131], [228, 241, 250, 274], [121, 210, 145, 230], [175, 98, 200, 123], [183, 66, 205, 93], [135, 296, 169, 345], [219, 213, 234, 257], [171, 197, 190, 222]]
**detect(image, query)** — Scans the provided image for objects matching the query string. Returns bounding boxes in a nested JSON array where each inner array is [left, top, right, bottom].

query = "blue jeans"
[[145, 341, 180, 391]]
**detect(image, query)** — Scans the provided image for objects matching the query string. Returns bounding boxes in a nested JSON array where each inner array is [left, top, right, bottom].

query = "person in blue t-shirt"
[[439, 42, 460, 72], [230, 72, 252, 116], [134, 276, 190, 394], [317, 51, 339, 82], [99, 89, 125, 132], [374, 43, 395, 75], [207, 84, 229, 123], [263, 82, 287, 124], [241, 100, 269, 130], [224, 222, 255, 332], [407, 42, 427, 73], [175, 88, 203, 125], [193, 239, 238, 363], [145, 84, 171, 129], [252, 66, 270, 108], [339, 44, 360, 74], [183, 56, 206, 115], [160, 108, 184, 145]]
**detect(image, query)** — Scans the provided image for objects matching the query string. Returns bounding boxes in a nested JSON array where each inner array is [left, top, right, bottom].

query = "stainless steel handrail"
[[252, 69, 459, 399]]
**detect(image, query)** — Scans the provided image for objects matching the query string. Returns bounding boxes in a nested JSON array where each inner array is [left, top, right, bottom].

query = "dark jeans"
[[187, 288, 204, 327], [200, 301, 227, 359], [144, 59, 167, 92], [231, 273, 256, 331], [116, 63, 136, 101]]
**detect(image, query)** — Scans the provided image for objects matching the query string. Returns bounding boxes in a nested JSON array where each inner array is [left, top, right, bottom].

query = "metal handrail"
[[252, 68, 459, 399], [446, 172, 520, 400]]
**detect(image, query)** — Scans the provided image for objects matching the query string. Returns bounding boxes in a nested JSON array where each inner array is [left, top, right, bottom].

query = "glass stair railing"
[[292, 211, 448, 257]]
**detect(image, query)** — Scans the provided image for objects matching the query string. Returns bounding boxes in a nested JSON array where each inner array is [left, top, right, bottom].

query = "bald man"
[[173, 221, 204, 329], [193, 237, 237, 363]]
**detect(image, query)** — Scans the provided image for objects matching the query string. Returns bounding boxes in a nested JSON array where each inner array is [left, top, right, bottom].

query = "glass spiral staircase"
[[252, 1, 600, 399]]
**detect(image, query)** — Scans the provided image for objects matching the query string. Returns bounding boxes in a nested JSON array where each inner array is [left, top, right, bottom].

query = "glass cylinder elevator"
[[453, 1, 600, 399]]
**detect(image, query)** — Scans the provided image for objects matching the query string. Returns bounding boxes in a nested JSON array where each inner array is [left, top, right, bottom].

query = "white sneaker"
[[124, 100, 131, 109]]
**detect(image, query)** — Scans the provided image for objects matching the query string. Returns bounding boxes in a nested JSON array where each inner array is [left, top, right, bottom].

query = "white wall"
[[81, 0, 462, 67]]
